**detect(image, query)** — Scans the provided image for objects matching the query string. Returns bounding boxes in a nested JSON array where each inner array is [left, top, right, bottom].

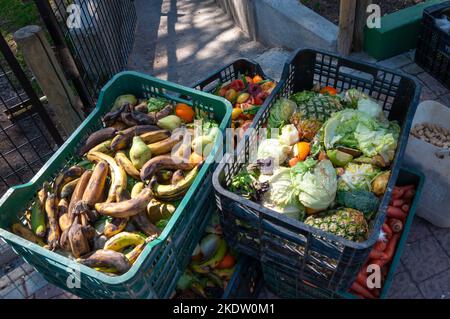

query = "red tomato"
[[216, 254, 236, 269], [253, 96, 264, 105], [230, 79, 245, 91]]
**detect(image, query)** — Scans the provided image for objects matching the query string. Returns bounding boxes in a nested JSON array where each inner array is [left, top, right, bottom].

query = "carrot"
[[372, 288, 381, 298], [403, 189, 416, 200], [388, 218, 403, 233], [387, 206, 407, 220], [318, 151, 328, 161], [392, 199, 404, 207], [369, 249, 388, 260], [381, 265, 388, 277], [374, 240, 387, 252], [289, 157, 299, 167], [401, 204, 410, 213], [370, 258, 389, 268], [397, 184, 415, 191], [384, 233, 401, 262], [356, 269, 368, 286], [382, 223, 393, 239], [351, 282, 376, 299], [392, 187, 405, 199]]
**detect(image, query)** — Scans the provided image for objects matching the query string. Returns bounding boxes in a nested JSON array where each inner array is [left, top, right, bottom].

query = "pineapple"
[[297, 94, 343, 123], [290, 113, 323, 142], [304, 208, 369, 242]]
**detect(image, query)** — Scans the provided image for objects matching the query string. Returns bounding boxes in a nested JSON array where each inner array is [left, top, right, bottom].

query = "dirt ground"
[[299, 0, 424, 25]]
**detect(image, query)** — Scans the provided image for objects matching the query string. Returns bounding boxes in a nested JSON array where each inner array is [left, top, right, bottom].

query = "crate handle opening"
[[338, 65, 375, 83]]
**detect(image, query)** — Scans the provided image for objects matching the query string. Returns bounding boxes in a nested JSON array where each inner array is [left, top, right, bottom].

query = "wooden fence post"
[[353, 0, 372, 52], [14, 25, 84, 136], [338, 0, 357, 56]]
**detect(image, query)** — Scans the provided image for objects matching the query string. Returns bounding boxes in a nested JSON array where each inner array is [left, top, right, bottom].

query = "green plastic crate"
[[0, 71, 232, 299], [262, 167, 425, 299], [340, 167, 425, 299]]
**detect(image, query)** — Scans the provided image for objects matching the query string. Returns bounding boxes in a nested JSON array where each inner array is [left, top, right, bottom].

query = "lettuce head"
[[261, 168, 304, 220], [323, 108, 400, 162], [338, 163, 380, 192], [291, 159, 337, 211]]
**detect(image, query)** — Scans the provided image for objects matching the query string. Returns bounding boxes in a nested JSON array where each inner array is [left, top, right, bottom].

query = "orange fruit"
[[175, 103, 195, 123], [189, 152, 204, 165], [216, 253, 236, 269], [320, 86, 338, 96], [296, 142, 311, 161], [252, 75, 263, 84]]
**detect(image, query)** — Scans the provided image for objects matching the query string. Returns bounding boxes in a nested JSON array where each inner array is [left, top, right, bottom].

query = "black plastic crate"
[[191, 58, 271, 93], [213, 48, 421, 293], [415, 1, 450, 89], [222, 257, 263, 299]]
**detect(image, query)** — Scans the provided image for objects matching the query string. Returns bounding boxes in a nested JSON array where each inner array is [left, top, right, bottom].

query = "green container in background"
[[0, 71, 231, 299], [364, 0, 446, 60]]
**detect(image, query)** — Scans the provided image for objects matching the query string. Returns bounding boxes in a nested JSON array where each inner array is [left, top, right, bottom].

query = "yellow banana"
[[95, 188, 152, 218], [53, 166, 85, 195], [131, 182, 144, 199], [87, 151, 127, 203], [60, 178, 79, 199], [150, 165, 200, 201], [82, 160, 109, 206], [11, 223, 45, 246], [104, 217, 129, 238], [147, 135, 183, 156], [115, 151, 141, 180], [140, 130, 171, 144], [104, 231, 146, 252], [78, 249, 131, 275], [45, 193, 61, 250], [88, 140, 113, 155]]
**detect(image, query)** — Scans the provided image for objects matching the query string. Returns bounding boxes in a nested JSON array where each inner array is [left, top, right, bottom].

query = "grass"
[[0, 0, 40, 40], [0, 0, 42, 93]]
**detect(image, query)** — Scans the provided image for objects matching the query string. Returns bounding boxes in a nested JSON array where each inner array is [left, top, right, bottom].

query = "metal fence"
[[0, 0, 137, 197], [0, 34, 63, 197], [51, 0, 137, 100]]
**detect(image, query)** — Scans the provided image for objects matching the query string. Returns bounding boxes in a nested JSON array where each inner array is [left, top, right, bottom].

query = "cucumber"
[[31, 200, 46, 238]]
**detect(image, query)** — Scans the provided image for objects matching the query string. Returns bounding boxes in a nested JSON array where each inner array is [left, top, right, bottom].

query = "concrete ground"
[[1, 0, 450, 299]]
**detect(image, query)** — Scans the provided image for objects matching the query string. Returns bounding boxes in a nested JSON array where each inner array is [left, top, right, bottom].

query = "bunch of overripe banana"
[[12, 94, 219, 275], [174, 213, 237, 299]]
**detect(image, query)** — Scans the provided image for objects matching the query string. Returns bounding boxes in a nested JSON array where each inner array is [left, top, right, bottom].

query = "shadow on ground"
[[127, 0, 266, 86]]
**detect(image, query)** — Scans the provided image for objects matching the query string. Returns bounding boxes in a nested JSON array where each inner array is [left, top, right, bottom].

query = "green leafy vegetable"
[[260, 168, 305, 220], [147, 97, 169, 112], [242, 106, 260, 115], [230, 170, 269, 201], [343, 89, 368, 108], [291, 158, 317, 177], [357, 98, 385, 121], [337, 163, 380, 192], [336, 190, 380, 219], [268, 98, 297, 129], [323, 109, 400, 162], [291, 159, 337, 211], [290, 91, 315, 106]]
